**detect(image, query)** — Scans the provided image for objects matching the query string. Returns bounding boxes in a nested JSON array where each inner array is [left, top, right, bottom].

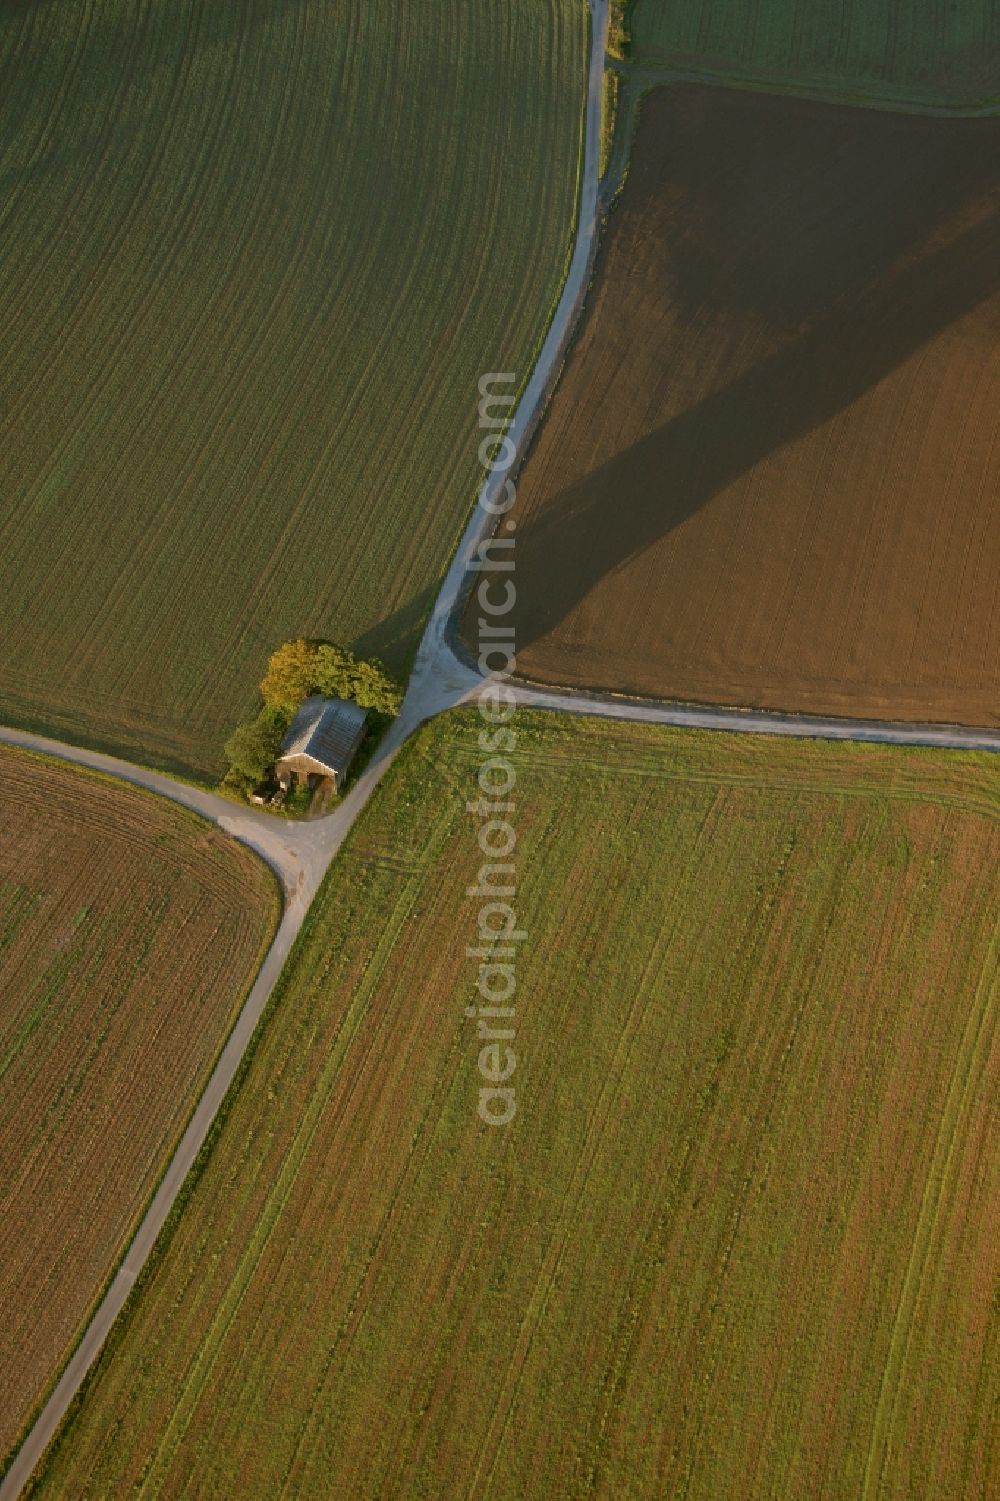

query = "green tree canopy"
[[224, 641, 401, 798], [260, 639, 402, 717], [259, 639, 318, 717], [223, 712, 285, 784]]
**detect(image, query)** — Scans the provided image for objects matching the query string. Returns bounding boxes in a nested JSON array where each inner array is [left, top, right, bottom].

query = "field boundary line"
[[407, 0, 609, 712], [608, 58, 1000, 119], [596, 60, 1000, 212]]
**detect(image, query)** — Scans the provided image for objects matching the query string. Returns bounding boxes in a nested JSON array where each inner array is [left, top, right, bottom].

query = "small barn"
[[275, 696, 367, 794]]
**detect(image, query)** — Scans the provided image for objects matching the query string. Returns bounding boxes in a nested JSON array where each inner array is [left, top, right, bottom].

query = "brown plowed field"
[[0, 746, 277, 1468], [498, 87, 1000, 726]]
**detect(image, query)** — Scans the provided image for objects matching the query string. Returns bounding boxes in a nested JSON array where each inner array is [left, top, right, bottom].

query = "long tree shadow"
[[515, 207, 1000, 646], [353, 583, 437, 677], [511, 89, 1000, 654]]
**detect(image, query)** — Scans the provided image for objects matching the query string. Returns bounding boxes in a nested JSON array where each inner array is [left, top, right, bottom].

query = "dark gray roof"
[[278, 695, 367, 776]]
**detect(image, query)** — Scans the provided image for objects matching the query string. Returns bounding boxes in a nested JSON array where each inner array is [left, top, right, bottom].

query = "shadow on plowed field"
[[512, 91, 1000, 654]]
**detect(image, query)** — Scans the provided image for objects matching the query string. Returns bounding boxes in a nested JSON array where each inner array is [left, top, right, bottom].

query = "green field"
[[629, 0, 1000, 106], [0, 0, 585, 776], [30, 713, 999, 1500]]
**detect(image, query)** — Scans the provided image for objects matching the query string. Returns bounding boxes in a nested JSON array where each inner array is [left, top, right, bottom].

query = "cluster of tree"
[[222, 639, 402, 799], [259, 638, 402, 717]]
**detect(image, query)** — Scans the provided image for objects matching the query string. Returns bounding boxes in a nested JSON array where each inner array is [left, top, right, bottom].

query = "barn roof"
[[278, 696, 368, 777]]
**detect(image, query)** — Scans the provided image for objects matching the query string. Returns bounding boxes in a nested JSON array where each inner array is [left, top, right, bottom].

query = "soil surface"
[[493, 86, 1000, 726]]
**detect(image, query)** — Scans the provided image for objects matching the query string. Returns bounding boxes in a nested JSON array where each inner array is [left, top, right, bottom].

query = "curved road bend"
[[0, 724, 333, 906], [0, 4, 610, 1496]]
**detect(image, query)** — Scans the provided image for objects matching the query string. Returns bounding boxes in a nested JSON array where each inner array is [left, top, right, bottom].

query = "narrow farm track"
[[502, 679, 1000, 753], [2, 0, 998, 1492]]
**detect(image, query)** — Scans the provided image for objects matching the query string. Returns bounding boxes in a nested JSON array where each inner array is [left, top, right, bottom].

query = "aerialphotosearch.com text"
[[465, 372, 524, 1126]]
